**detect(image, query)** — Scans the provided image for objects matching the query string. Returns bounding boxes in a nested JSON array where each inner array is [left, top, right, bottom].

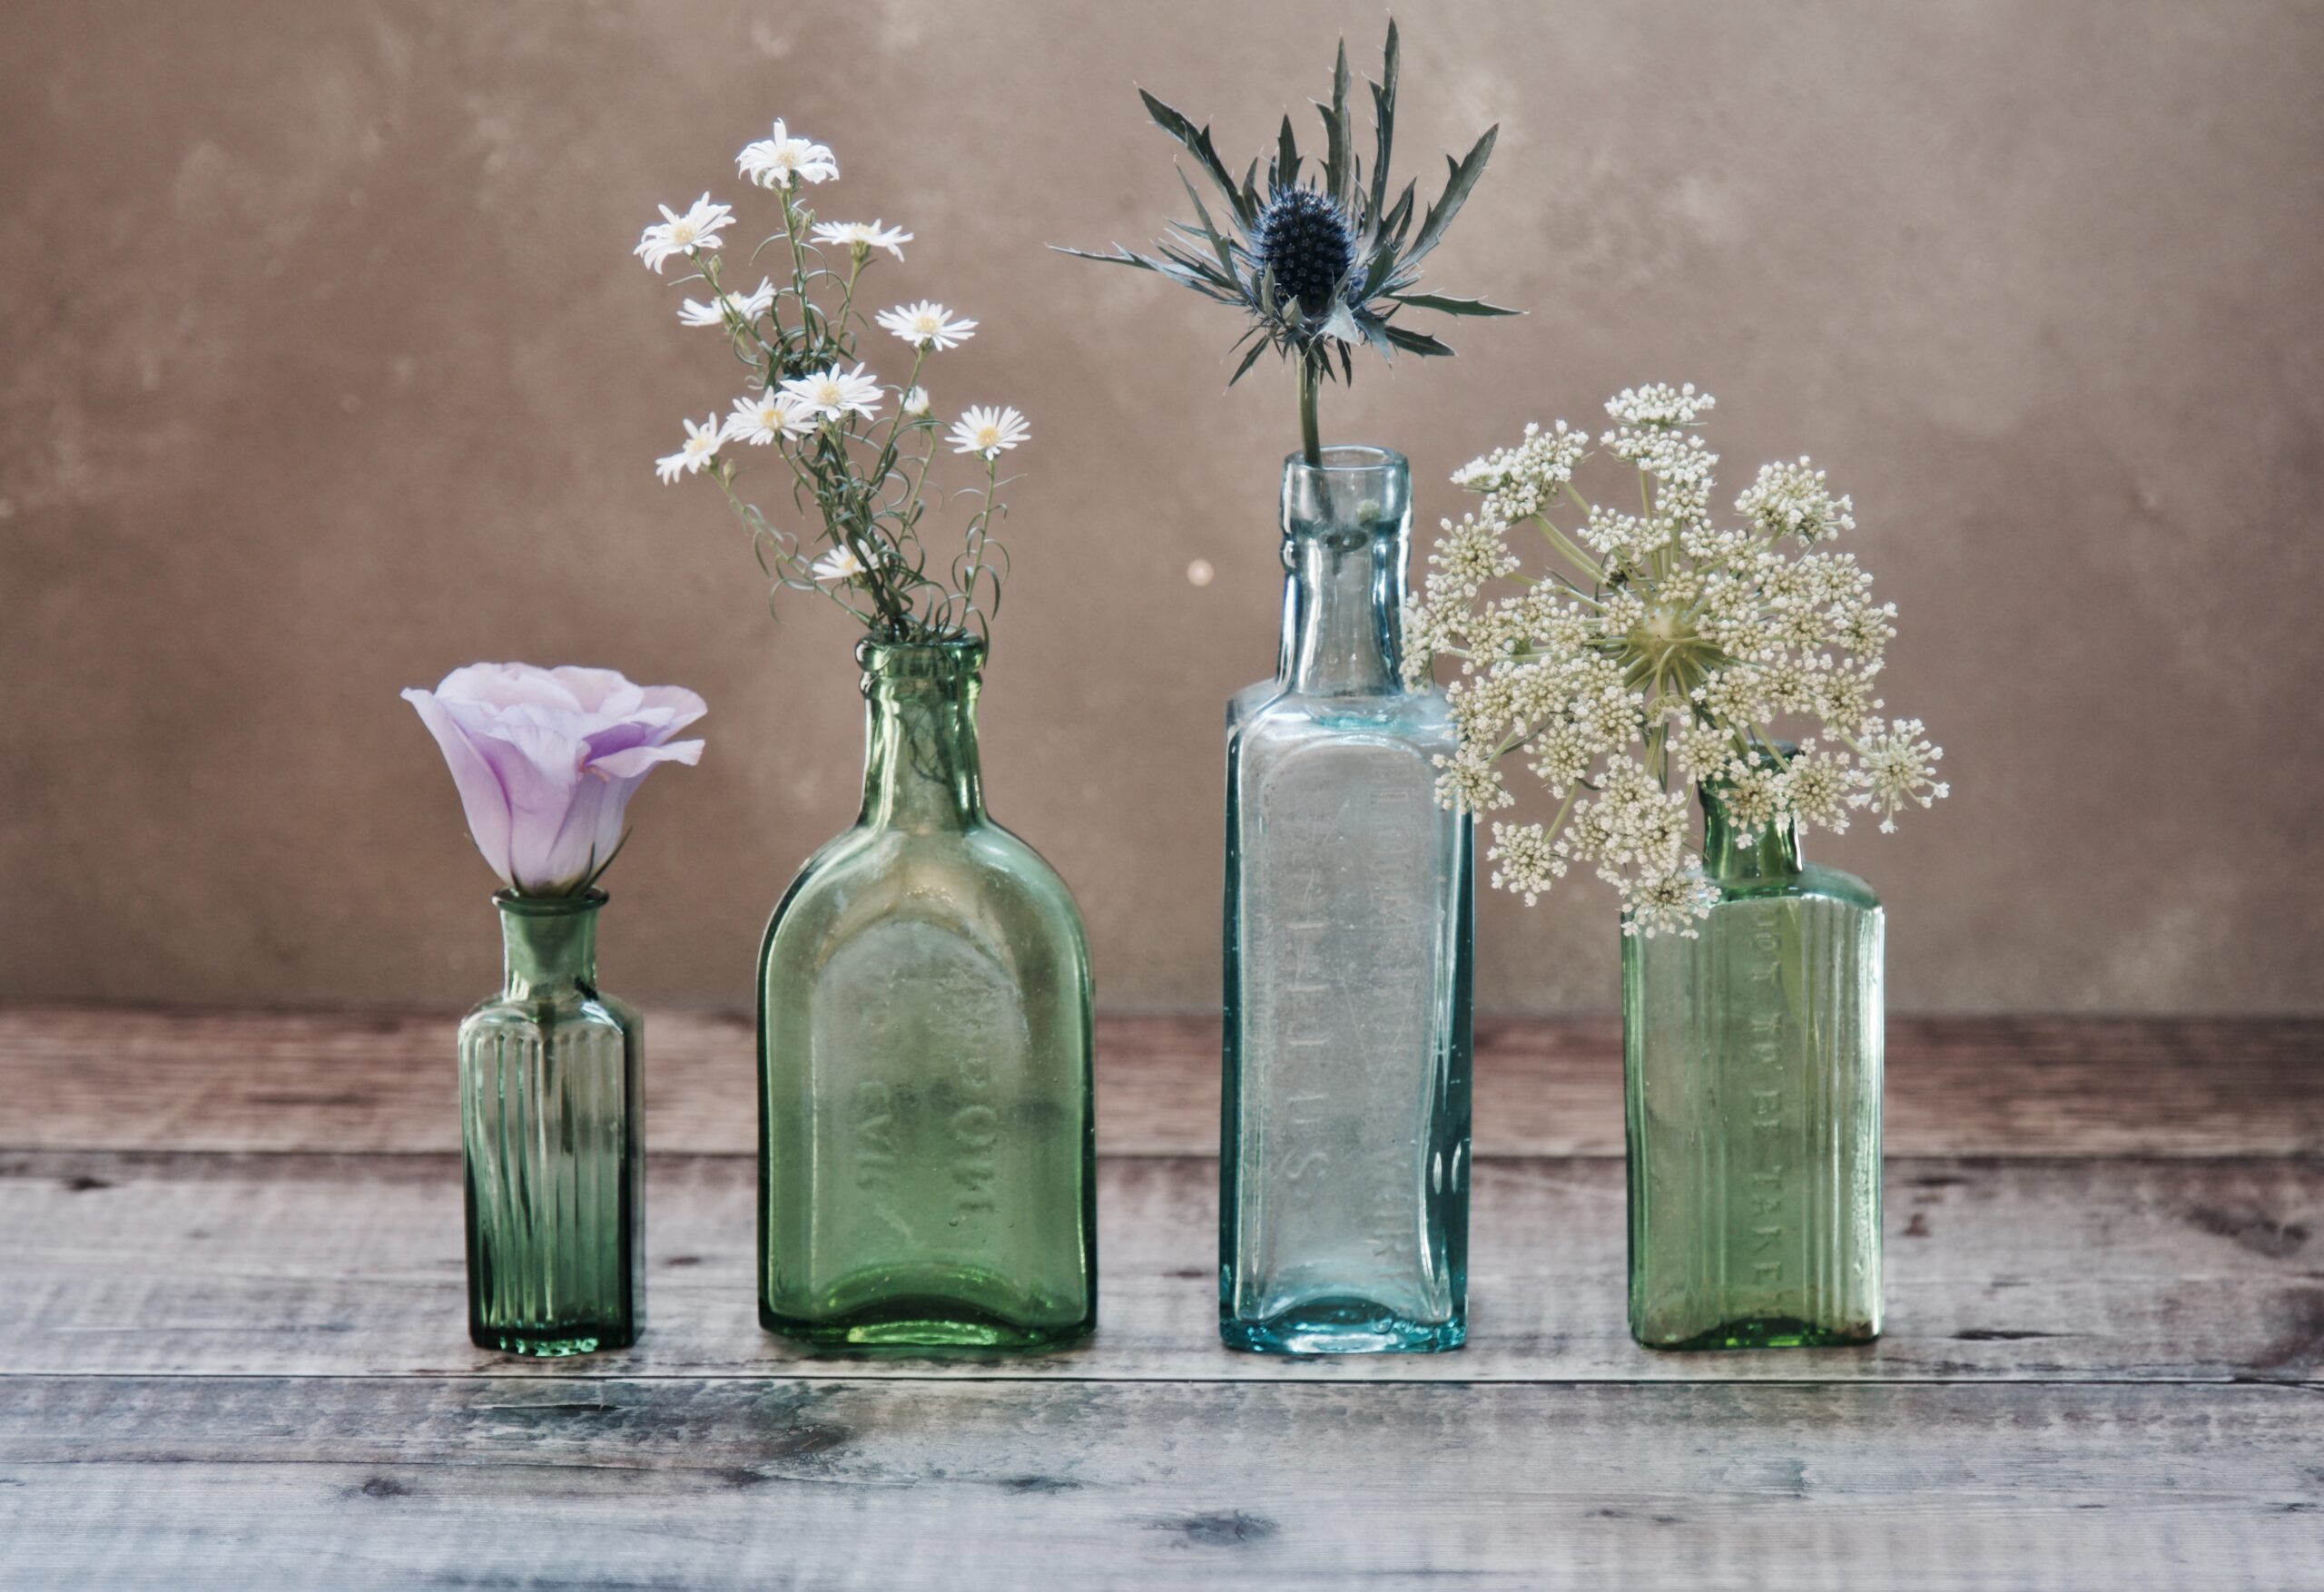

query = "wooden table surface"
[[2, 1008, 2319, 1588]]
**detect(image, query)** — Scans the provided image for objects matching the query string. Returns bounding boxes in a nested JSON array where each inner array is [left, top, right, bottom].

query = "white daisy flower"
[[655, 413, 724, 484], [949, 405, 1030, 459], [811, 544, 867, 583], [778, 362, 883, 424], [677, 277, 776, 328], [635, 194, 734, 274], [736, 120, 837, 189], [901, 386, 931, 418], [723, 390, 816, 447], [875, 300, 978, 350], [810, 220, 911, 260]]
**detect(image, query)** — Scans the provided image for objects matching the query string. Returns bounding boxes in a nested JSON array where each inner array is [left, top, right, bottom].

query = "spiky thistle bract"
[[1059, 19, 1518, 462]]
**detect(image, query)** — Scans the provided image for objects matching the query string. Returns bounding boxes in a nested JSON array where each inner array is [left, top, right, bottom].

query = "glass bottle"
[[1220, 446, 1473, 1354], [458, 889, 644, 1356], [1623, 781, 1885, 1350], [758, 637, 1097, 1351]]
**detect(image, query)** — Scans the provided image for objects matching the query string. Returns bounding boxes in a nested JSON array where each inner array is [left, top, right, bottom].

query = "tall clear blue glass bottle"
[[1220, 447, 1473, 1354]]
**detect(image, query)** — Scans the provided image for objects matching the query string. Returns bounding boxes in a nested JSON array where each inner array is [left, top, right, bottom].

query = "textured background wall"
[[5, 0, 2320, 1013]]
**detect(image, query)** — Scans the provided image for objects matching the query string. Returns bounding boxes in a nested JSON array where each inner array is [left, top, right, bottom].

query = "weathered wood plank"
[[5, 1151, 2316, 1383], [3, 1007, 2319, 1157], [2, 1376, 2318, 1589]]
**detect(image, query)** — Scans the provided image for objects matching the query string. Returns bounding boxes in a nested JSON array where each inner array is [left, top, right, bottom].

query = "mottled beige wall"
[[5, 1, 2321, 1013]]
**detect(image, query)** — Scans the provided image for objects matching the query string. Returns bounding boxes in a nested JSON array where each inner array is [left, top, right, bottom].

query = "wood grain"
[[3, 1006, 2319, 1156], [4, 1376, 2319, 1589], [5, 1150, 2317, 1384]]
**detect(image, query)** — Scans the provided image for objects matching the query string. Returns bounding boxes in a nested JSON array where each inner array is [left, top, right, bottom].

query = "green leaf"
[[1369, 18, 1400, 220], [1176, 167, 1244, 287], [1406, 124, 1498, 266], [1382, 322, 1456, 356], [1386, 290, 1521, 317], [1275, 114, 1300, 191], [1227, 335, 1273, 386], [1138, 88, 1256, 228]]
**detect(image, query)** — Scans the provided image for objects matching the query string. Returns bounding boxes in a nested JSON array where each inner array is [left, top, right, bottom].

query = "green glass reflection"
[[1623, 786, 1884, 1351], [758, 639, 1097, 1351], [458, 889, 644, 1356]]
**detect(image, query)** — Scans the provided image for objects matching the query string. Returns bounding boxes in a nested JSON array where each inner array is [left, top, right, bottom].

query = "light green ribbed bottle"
[[1622, 784, 1883, 1350]]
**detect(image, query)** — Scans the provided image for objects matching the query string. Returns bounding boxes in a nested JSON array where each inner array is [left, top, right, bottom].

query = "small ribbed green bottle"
[[458, 889, 644, 1356], [757, 638, 1097, 1351], [1622, 783, 1884, 1350]]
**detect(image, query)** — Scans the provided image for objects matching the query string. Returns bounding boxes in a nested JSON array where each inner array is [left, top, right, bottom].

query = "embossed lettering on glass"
[[758, 638, 1097, 1351], [1623, 782, 1884, 1350], [1221, 447, 1473, 1354]]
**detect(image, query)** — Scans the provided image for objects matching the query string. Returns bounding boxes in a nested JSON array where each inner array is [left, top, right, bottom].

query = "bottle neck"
[[1277, 447, 1412, 696], [496, 891, 603, 1000], [859, 640, 986, 833], [1700, 787, 1804, 883]]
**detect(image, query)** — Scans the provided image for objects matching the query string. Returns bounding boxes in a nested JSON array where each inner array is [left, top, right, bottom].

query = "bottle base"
[[1632, 1314, 1878, 1352], [1220, 1297, 1465, 1356], [760, 1296, 1093, 1353], [471, 1323, 635, 1357]]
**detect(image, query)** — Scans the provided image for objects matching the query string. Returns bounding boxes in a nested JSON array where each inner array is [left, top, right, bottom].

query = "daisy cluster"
[[635, 121, 1030, 642], [1404, 386, 1948, 937]]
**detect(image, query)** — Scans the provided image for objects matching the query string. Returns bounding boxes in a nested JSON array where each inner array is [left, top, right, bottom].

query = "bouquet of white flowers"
[[1407, 385, 1948, 936]]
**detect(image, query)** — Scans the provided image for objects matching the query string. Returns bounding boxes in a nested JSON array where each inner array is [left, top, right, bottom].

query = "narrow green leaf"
[[1406, 124, 1497, 266], [1387, 290, 1521, 317], [1227, 336, 1272, 385], [1330, 39, 1352, 207], [1382, 322, 1455, 356], [1316, 96, 1347, 211], [1177, 168, 1244, 287], [1369, 17, 1400, 219], [1138, 88, 1255, 228], [1275, 114, 1299, 192]]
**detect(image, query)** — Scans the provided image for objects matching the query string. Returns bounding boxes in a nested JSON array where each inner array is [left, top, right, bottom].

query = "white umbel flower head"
[[810, 220, 911, 260], [778, 362, 883, 424], [811, 544, 867, 584], [655, 413, 724, 483], [677, 277, 776, 328], [723, 389, 816, 447], [900, 386, 931, 418], [736, 120, 837, 189], [876, 300, 978, 350], [949, 405, 1030, 459], [635, 194, 734, 274]]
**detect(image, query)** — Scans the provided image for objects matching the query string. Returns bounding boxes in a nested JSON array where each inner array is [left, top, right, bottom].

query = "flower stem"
[[1297, 357, 1323, 466]]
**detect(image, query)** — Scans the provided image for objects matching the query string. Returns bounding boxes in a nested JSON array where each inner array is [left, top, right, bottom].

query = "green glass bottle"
[[458, 889, 644, 1356], [758, 638, 1097, 1350], [1622, 782, 1884, 1351]]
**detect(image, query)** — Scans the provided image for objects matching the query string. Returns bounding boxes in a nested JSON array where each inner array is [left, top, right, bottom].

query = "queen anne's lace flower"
[[1408, 386, 1947, 933]]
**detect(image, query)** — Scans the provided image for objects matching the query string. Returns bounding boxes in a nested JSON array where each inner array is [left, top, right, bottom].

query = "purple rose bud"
[[403, 663, 704, 895]]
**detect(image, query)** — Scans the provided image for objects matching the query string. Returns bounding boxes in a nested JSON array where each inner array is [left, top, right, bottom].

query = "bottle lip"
[[857, 634, 988, 677], [492, 888, 608, 917], [1282, 444, 1408, 477]]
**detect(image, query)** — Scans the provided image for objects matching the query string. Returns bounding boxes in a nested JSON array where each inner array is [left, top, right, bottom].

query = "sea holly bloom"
[[811, 544, 867, 584], [402, 664, 704, 896], [1407, 387, 1948, 935], [634, 194, 734, 273], [948, 406, 1029, 459], [655, 413, 724, 482], [810, 220, 911, 260], [723, 390, 816, 447], [736, 119, 837, 188], [778, 362, 882, 424], [875, 300, 977, 350], [1060, 21, 1516, 462], [678, 277, 776, 328]]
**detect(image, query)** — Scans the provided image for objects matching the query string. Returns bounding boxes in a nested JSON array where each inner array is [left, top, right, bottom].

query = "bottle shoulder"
[[1227, 679, 1453, 752], [1716, 862, 1882, 912], [459, 988, 631, 1041], [763, 818, 1089, 960]]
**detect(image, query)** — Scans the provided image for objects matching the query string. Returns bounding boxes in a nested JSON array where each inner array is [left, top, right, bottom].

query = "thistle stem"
[[1297, 358, 1323, 466]]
